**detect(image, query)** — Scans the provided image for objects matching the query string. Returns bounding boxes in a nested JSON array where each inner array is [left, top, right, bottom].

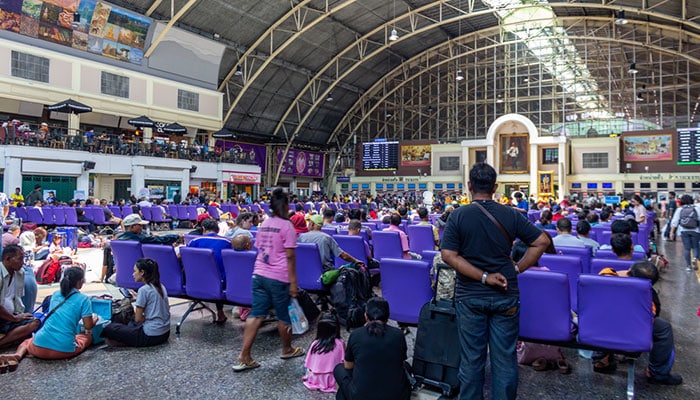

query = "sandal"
[[557, 359, 571, 375], [0, 360, 7, 374], [280, 347, 306, 360], [532, 358, 548, 371], [232, 360, 261, 372]]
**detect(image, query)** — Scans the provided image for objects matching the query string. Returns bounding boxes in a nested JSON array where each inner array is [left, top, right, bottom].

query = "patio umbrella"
[[46, 98, 93, 114], [128, 115, 156, 128], [163, 122, 187, 134], [212, 128, 236, 138]]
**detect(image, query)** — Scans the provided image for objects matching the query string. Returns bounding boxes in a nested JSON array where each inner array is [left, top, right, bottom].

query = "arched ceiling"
[[110, 0, 700, 153]]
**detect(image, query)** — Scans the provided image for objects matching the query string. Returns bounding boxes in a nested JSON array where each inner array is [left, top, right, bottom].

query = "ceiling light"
[[326, 92, 333, 102], [389, 29, 399, 41], [456, 69, 464, 81], [628, 62, 638, 74], [615, 10, 628, 25], [496, 95, 504, 103], [523, 77, 529, 83], [234, 65, 242, 76], [213, 33, 221, 40], [385, 112, 393, 118]]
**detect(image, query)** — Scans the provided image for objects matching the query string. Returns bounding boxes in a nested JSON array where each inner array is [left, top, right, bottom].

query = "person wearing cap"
[[115, 214, 181, 245], [24, 185, 42, 207], [188, 213, 213, 236], [298, 214, 360, 272], [551, 204, 564, 222]]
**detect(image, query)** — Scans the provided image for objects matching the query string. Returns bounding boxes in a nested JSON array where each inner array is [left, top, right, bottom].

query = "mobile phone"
[[119, 287, 132, 298]]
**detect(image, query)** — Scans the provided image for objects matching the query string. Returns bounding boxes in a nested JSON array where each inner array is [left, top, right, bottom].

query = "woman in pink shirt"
[[234, 188, 303, 372]]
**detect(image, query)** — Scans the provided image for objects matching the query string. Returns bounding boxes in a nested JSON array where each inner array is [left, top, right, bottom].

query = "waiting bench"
[[519, 269, 654, 400]]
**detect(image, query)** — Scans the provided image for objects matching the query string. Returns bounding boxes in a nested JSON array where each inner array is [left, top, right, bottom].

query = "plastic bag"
[[288, 298, 309, 334]]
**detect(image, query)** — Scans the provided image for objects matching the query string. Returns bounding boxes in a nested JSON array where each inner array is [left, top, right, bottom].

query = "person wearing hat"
[[99, 214, 183, 284], [24, 184, 42, 207], [298, 214, 360, 272], [551, 204, 564, 222]]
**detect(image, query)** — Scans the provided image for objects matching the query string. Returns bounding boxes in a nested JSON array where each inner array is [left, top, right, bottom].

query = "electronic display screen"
[[677, 127, 700, 164], [362, 141, 399, 170], [587, 183, 598, 189]]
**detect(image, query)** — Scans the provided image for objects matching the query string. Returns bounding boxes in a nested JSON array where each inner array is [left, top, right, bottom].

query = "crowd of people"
[[1, 162, 698, 398]]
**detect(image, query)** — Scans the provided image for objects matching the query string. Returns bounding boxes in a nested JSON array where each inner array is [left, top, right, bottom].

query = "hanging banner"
[[275, 148, 324, 178], [214, 140, 267, 172]]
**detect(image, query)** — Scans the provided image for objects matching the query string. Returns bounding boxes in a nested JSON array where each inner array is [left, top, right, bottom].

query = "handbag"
[[295, 290, 321, 323], [473, 202, 556, 254], [516, 341, 564, 365]]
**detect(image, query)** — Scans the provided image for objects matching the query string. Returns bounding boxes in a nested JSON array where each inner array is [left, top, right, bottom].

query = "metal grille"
[[11, 51, 49, 83], [101, 71, 129, 98]]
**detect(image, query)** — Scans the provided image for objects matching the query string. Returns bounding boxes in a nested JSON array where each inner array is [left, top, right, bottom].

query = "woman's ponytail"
[[60, 267, 85, 297]]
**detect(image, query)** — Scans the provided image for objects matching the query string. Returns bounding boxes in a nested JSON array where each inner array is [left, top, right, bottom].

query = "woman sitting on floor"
[[1, 267, 95, 370], [101, 258, 171, 347]]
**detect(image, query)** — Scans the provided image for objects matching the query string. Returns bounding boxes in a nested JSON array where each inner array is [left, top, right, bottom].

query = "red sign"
[[229, 172, 260, 184]]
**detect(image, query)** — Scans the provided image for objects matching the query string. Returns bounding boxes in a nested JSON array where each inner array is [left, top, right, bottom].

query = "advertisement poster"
[[275, 148, 324, 178], [623, 135, 672, 161], [73, 190, 85, 200], [214, 140, 267, 172], [0, 0, 150, 65], [400, 144, 431, 167], [166, 185, 179, 202], [148, 185, 164, 199]]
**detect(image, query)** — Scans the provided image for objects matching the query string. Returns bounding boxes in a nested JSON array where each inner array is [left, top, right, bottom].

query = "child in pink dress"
[[303, 313, 345, 392]]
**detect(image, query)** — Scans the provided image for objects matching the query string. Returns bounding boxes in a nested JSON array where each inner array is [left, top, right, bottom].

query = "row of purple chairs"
[[519, 269, 653, 398], [20, 206, 104, 229]]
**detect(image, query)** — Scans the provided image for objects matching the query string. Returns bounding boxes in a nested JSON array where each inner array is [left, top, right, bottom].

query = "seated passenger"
[[552, 218, 585, 248], [575, 220, 600, 256], [298, 215, 359, 272], [0, 245, 41, 349], [4, 267, 95, 368], [333, 297, 411, 400], [101, 258, 171, 347], [599, 220, 645, 253], [594, 260, 682, 385]]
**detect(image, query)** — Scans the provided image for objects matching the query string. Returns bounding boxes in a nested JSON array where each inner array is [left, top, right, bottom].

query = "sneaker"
[[647, 373, 683, 385]]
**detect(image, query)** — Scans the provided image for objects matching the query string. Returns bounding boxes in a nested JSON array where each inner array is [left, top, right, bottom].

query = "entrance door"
[[114, 179, 130, 202]]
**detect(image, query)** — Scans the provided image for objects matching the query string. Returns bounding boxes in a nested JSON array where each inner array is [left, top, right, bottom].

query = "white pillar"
[[529, 143, 539, 198], [131, 165, 145, 198], [68, 113, 80, 136], [557, 141, 568, 201], [180, 168, 190, 197], [3, 157, 22, 194]]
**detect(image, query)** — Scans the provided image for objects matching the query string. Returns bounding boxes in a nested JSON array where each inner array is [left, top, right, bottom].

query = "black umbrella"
[[212, 128, 236, 138], [128, 115, 155, 128], [163, 122, 187, 134], [47, 98, 92, 114]]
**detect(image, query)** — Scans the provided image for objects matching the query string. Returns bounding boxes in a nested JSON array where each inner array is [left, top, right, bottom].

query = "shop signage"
[[639, 173, 700, 181], [380, 177, 420, 182], [337, 176, 350, 182], [229, 172, 260, 184]]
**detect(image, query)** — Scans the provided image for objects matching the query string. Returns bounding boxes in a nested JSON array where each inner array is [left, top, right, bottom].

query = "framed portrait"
[[538, 170, 554, 196], [623, 135, 672, 162], [500, 134, 529, 173]]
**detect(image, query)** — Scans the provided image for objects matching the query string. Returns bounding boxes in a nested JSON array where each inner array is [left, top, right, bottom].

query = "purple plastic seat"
[[594, 249, 646, 260], [180, 247, 225, 300], [14, 207, 28, 222], [41, 207, 55, 226], [109, 205, 122, 219], [186, 205, 198, 222], [421, 250, 439, 266], [321, 227, 339, 236], [295, 242, 326, 292], [360, 222, 377, 231], [110, 240, 144, 290], [407, 225, 436, 255], [333, 235, 369, 268], [577, 274, 653, 352], [590, 258, 636, 275], [207, 206, 220, 220], [176, 205, 188, 221], [597, 230, 612, 247], [539, 254, 585, 312], [150, 207, 172, 227], [380, 258, 433, 324], [518, 269, 573, 342], [25, 207, 44, 225], [544, 228, 558, 238], [64, 207, 90, 228], [140, 206, 153, 222], [555, 245, 593, 274], [88, 206, 117, 228], [372, 231, 404, 260], [121, 205, 134, 217], [53, 207, 67, 226], [222, 249, 256, 306], [141, 244, 185, 297]]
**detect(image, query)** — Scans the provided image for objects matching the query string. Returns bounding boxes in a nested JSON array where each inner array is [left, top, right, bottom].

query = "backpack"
[[35, 256, 74, 284], [679, 205, 698, 229], [330, 262, 374, 329]]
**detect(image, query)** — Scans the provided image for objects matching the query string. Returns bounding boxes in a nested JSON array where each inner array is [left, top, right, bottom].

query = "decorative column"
[[529, 143, 538, 198]]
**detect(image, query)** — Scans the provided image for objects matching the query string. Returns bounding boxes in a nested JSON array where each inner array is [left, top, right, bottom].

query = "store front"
[[224, 171, 261, 201]]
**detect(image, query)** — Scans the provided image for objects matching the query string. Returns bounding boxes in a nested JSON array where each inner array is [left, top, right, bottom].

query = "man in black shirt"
[[441, 162, 549, 400]]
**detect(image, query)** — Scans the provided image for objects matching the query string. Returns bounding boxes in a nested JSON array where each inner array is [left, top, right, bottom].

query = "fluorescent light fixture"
[[456, 69, 464, 81], [628, 63, 638, 74], [389, 29, 399, 41]]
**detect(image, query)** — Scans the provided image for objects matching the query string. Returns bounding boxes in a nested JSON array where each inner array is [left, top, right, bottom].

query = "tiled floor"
[[2, 230, 699, 400]]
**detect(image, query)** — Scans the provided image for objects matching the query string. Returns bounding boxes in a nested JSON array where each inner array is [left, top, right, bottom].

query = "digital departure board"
[[362, 141, 399, 170], [677, 127, 700, 165]]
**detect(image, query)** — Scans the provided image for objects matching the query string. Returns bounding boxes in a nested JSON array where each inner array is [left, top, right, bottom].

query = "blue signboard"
[[604, 196, 621, 205]]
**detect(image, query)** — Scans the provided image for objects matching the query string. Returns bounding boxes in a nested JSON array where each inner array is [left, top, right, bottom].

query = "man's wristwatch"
[[514, 264, 520, 274], [481, 271, 489, 285]]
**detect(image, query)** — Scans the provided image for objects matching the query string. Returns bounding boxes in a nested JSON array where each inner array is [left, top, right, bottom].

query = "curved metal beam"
[[323, 31, 700, 185], [144, 0, 199, 58], [271, 2, 700, 184]]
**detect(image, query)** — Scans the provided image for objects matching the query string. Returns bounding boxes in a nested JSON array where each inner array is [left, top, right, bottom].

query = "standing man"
[[664, 191, 677, 240], [24, 184, 42, 207], [10, 188, 23, 207], [440, 162, 550, 400]]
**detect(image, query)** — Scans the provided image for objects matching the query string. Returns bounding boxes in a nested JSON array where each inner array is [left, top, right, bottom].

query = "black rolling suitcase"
[[412, 263, 460, 398]]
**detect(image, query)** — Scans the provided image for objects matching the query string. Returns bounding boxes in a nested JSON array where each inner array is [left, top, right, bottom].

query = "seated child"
[[303, 312, 345, 393]]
